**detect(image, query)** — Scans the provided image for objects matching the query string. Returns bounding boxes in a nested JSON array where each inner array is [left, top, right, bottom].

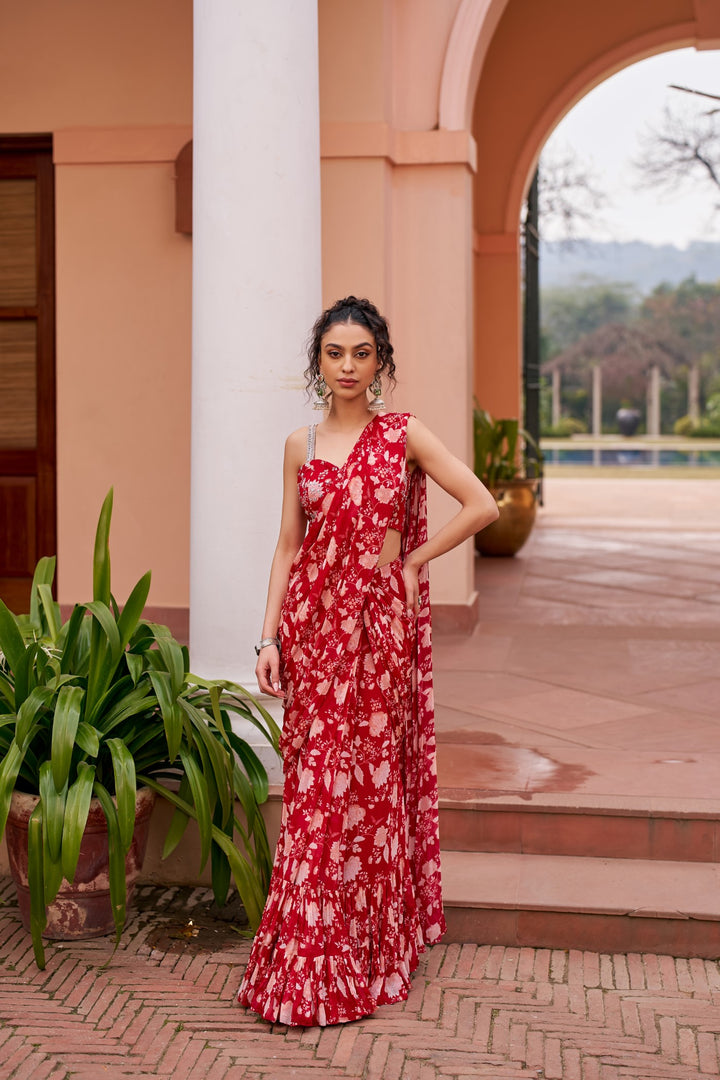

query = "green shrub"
[[706, 392, 720, 426], [674, 415, 696, 436], [542, 416, 587, 438], [675, 404, 720, 438]]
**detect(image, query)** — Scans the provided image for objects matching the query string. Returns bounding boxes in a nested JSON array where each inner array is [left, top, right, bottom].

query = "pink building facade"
[[1, 0, 719, 686]]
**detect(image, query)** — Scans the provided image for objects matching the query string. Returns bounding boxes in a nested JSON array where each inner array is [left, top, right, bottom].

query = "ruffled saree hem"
[[237, 863, 425, 1027]]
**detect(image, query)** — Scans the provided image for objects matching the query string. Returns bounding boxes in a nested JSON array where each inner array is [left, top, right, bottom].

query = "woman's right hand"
[[255, 645, 284, 698]]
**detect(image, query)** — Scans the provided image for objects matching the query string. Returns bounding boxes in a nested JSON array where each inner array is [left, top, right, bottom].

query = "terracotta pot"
[[475, 478, 539, 557], [6, 786, 155, 940]]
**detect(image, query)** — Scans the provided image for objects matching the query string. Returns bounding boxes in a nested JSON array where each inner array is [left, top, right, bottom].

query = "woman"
[[238, 297, 498, 1026]]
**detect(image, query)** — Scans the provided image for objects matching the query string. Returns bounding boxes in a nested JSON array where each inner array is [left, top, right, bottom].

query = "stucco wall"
[[0, 0, 192, 610]]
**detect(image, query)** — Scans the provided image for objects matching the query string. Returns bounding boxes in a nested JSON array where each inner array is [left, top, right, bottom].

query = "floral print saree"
[[237, 412, 445, 1026]]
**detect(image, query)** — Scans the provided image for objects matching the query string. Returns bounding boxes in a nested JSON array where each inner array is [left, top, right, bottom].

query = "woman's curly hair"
[[304, 296, 396, 392]]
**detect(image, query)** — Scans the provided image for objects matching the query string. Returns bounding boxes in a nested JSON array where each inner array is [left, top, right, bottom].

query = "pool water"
[[543, 447, 720, 467]]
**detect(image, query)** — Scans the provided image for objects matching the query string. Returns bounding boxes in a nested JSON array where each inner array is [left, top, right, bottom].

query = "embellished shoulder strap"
[[306, 424, 317, 462]]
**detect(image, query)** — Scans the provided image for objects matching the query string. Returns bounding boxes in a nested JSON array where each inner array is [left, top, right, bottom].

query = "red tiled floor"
[[434, 476, 720, 814], [2, 881, 720, 1079]]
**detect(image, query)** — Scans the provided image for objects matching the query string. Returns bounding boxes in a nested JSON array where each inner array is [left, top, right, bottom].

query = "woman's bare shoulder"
[[406, 414, 450, 467], [284, 425, 310, 469]]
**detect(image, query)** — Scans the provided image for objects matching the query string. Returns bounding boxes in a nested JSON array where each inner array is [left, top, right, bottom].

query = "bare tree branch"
[[634, 105, 720, 205], [536, 145, 608, 244]]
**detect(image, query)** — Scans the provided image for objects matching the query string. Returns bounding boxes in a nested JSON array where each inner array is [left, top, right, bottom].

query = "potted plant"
[[0, 489, 280, 969], [473, 407, 543, 557]]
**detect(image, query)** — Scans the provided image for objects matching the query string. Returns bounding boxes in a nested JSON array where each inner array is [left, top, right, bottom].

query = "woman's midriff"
[[376, 528, 401, 568]]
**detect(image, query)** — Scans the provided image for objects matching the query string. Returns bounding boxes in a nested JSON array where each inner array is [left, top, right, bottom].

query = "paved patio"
[[435, 476, 720, 813], [1, 475, 720, 1078]]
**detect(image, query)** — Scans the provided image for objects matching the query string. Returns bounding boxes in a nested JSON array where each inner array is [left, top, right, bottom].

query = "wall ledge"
[[321, 122, 477, 171], [54, 126, 193, 165], [474, 231, 518, 255]]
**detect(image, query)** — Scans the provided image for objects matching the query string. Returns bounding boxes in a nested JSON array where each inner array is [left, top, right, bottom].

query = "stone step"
[[438, 793, 720, 862], [441, 849, 720, 959]]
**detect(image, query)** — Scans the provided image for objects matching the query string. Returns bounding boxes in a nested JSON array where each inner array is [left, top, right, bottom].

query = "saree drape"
[[238, 412, 445, 1027]]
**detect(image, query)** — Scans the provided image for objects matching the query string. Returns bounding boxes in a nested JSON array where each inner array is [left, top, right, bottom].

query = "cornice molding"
[[54, 126, 193, 165], [320, 122, 477, 171]]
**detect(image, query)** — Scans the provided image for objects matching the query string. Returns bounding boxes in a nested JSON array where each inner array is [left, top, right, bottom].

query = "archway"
[[448, 0, 720, 419]]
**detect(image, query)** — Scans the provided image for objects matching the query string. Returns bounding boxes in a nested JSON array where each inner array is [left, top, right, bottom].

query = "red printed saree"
[[237, 412, 445, 1026]]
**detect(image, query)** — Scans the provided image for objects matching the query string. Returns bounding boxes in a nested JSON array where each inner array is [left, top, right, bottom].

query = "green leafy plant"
[[0, 489, 280, 968], [473, 406, 543, 487], [541, 416, 587, 438]]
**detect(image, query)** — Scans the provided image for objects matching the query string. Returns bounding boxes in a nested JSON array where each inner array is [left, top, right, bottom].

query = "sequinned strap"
[[306, 424, 317, 462]]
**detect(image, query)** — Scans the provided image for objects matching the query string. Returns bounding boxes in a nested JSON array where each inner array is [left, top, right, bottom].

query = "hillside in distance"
[[540, 239, 720, 294]]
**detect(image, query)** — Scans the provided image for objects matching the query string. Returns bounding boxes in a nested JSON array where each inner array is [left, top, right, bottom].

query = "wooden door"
[[0, 136, 56, 613]]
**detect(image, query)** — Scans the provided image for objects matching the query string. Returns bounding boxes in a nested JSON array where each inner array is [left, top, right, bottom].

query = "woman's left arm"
[[402, 416, 499, 613]]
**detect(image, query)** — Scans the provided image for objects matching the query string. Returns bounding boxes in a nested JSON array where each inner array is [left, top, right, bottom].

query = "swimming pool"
[[542, 446, 720, 467]]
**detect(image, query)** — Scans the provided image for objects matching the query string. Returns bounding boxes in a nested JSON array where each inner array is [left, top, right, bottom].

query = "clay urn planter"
[[5, 788, 155, 939], [473, 407, 542, 557], [474, 477, 539, 557]]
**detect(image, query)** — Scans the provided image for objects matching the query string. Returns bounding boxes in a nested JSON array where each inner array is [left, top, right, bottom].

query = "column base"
[[432, 592, 479, 636]]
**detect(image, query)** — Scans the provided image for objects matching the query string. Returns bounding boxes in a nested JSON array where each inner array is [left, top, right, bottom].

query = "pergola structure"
[[543, 323, 687, 435]]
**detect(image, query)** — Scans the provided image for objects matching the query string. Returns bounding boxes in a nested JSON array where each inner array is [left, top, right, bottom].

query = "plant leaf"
[[148, 671, 181, 761], [138, 775, 266, 931], [231, 738, 269, 804], [37, 584, 61, 643], [62, 762, 96, 883], [28, 555, 56, 631], [126, 652, 143, 686], [16, 686, 54, 748], [178, 748, 212, 870], [92, 780, 126, 958], [106, 738, 136, 852], [0, 741, 25, 838], [117, 571, 151, 650], [75, 721, 101, 758], [161, 775, 191, 859], [0, 598, 25, 677], [148, 625, 185, 700], [50, 685, 85, 792], [93, 490, 113, 605], [210, 803, 232, 907], [27, 803, 47, 969], [60, 605, 89, 675], [39, 760, 66, 863]]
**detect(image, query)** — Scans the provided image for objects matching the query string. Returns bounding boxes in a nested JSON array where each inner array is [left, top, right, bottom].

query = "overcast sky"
[[542, 47, 720, 248]]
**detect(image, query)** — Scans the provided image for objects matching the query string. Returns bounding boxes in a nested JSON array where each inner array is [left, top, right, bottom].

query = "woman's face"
[[319, 320, 379, 401]]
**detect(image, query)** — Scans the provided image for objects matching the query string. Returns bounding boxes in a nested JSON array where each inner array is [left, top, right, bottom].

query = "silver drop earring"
[[313, 375, 330, 411], [367, 373, 386, 412]]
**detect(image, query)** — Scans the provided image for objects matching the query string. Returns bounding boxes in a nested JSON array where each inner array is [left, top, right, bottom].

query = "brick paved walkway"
[[2, 880, 720, 1080]]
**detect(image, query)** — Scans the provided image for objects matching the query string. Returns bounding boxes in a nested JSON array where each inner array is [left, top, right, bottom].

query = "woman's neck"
[[324, 398, 377, 430]]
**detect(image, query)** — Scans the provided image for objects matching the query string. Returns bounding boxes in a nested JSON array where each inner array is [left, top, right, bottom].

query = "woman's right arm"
[[255, 429, 308, 698]]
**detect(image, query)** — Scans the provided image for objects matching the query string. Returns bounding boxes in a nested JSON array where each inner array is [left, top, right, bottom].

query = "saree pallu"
[[238, 413, 445, 1027]]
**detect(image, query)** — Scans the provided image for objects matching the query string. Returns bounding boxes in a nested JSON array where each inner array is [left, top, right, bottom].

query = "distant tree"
[[638, 277, 720, 421], [541, 279, 638, 356], [544, 322, 681, 403], [634, 103, 720, 211], [638, 277, 720, 366]]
